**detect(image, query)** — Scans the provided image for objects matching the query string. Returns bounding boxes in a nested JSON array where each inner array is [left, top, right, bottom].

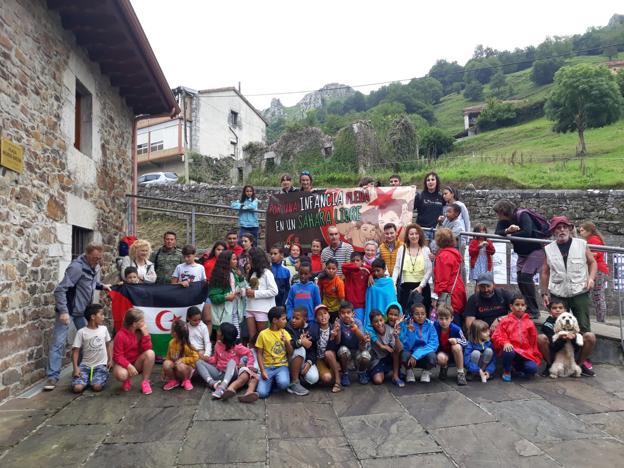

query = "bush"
[[418, 127, 454, 159], [476, 99, 517, 131]]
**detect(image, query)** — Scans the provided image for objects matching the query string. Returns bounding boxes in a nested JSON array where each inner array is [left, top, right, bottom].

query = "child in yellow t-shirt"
[[256, 306, 293, 398]]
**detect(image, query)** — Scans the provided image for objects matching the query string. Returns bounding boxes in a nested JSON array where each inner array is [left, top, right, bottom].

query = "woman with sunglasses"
[[299, 171, 314, 192]]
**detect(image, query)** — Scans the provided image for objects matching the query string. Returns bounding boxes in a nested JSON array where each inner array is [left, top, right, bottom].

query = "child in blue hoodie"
[[464, 319, 495, 383], [364, 258, 397, 325], [270, 245, 291, 307], [400, 303, 438, 383], [434, 304, 467, 386], [230, 185, 259, 244], [285, 263, 321, 321]]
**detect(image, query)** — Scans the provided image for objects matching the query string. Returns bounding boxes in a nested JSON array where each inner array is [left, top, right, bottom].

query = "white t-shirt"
[[172, 263, 206, 283], [189, 321, 212, 356], [72, 325, 111, 368]]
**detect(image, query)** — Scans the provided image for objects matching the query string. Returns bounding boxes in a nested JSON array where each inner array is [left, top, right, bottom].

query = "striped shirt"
[[321, 242, 354, 276]]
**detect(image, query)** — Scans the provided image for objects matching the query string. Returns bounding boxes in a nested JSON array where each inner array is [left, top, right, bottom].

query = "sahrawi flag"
[[109, 282, 209, 357]]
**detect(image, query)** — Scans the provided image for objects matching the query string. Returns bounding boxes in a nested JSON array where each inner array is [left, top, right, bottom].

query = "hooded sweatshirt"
[[54, 254, 103, 317], [342, 262, 372, 309], [271, 261, 291, 307], [365, 276, 398, 317], [433, 247, 466, 315], [491, 312, 542, 365], [286, 281, 321, 321], [400, 318, 439, 361], [364, 301, 403, 343]]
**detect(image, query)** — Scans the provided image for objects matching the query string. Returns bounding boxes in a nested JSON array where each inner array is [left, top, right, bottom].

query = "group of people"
[[42, 171, 609, 403]]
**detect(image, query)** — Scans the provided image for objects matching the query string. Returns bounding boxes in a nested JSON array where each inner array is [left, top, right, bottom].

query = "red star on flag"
[[367, 187, 397, 208]]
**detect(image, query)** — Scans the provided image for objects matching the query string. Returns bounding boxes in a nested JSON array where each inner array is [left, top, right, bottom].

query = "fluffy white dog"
[[549, 312, 583, 379]]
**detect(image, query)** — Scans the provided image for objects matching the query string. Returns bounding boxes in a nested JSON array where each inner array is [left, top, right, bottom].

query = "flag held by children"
[[109, 282, 208, 357]]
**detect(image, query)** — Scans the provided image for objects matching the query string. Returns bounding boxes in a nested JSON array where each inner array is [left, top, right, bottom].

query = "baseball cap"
[[476, 272, 494, 286], [548, 215, 573, 233]]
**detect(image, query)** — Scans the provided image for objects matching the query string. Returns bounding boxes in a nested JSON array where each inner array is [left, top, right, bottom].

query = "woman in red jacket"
[[433, 228, 466, 323], [492, 294, 542, 382], [202, 241, 227, 281], [579, 222, 609, 322]]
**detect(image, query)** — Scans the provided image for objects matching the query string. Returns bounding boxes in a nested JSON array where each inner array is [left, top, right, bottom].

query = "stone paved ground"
[[1, 365, 624, 467]]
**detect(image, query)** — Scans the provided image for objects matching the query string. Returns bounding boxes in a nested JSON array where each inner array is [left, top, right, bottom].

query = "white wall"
[[195, 90, 266, 159], [137, 120, 179, 150]]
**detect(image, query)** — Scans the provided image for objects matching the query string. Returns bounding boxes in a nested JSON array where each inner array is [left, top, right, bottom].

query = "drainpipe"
[[228, 125, 239, 182]]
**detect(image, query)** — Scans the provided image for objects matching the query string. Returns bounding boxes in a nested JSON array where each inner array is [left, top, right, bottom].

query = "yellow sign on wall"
[[1, 138, 24, 173]]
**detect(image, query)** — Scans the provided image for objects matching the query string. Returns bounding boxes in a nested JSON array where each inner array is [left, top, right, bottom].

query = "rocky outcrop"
[[297, 83, 355, 113], [263, 98, 286, 122], [607, 13, 624, 27]]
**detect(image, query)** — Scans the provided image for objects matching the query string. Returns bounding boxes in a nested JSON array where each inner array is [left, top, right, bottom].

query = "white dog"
[[549, 312, 583, 379]]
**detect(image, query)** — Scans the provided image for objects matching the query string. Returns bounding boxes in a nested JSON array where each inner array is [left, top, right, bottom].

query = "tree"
[[545, 64, 623, 155], [408, 77, 444, 104], [417, 127, 454, 159], [464, 57, 501, 84], [342, 91, 367, 113], [617, 69, 624, 97], [477, 98, 517, 131], [531, 37, 571, 85], [463, 81, 483, 101], [531, 58, 565, 85], [603, 45, 618, 60], [489, 70, 509, 98], [428, 59, 464, 94]]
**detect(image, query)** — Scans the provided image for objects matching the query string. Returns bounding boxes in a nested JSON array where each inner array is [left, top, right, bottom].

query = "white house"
[[137, 86, 267, 179]]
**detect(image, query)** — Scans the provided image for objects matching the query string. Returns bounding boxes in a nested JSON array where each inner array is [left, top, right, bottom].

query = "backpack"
[[514, 208, 550, 239]]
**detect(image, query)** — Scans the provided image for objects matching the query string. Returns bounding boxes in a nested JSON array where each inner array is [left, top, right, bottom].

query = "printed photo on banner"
[[266, 185, 416, 251]]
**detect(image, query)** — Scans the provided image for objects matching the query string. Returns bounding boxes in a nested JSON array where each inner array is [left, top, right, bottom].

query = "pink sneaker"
[[141, 380, 153, 395], [163, 379, 180, 391], [181, 379, 193, 391], [122, 379, 132, 392]]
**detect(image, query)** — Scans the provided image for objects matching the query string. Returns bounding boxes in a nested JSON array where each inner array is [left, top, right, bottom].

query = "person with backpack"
[[493, 199, 549, 319], [150, 231, 184, 284]]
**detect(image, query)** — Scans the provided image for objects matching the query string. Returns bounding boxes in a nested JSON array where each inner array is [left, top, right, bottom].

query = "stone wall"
[[138, 185, 624, 247], [0, 0, 133, 400]]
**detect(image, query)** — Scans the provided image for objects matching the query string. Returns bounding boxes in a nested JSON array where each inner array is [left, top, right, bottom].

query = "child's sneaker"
[[287, 381, 310, 396], [420, 370, 431, 383], [141, 380, 152, 395], [340, 372, 351, 387], [392, 377, 405, 388], [502, 372, 512, 382], [163, 379, 180, 391], [358, 372, 370, 385], [122, 379, 132, 392], [212, 386, 225, 399], [181, 379, 193, 391], [457, 370, 467, 386], [206, 379, 221, 390], [439, 366, 448, 381], [406, 368, 416, 383]]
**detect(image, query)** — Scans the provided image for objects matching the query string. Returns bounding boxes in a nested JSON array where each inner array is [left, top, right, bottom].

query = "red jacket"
[[433, 247, 466, 314], [310, 254, 322, 274], [587, 235, 609, 274], [203, 256, 217, 281], [468, 239, 495, 270], [492, 312, 542, 365], [206, 341, 254, 371], [341, 262, 372, 309], [113, 327, 152, 369]]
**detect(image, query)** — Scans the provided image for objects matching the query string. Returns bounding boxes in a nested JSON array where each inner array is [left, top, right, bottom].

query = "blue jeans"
[[239, 227, 259, 246], [258, 365, 289, 398], [502, 350, 538, 375], [46, 314, 87, 380]]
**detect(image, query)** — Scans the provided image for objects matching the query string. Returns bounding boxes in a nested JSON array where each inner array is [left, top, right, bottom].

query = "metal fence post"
[[191, 206, 196, 246]]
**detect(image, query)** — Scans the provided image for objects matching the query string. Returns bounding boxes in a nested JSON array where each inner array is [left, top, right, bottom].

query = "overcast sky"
[[131, 0, 622, 110]]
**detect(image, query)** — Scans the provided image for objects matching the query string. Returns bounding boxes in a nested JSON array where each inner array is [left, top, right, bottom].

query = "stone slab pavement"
[[1, 365, 624, 467]]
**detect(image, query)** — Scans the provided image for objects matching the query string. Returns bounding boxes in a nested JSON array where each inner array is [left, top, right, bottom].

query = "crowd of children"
[[68, 182, 599, 400]]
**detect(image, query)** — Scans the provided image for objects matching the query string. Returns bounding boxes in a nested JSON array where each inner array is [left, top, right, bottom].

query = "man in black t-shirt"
[[464, 272, 513, 330]]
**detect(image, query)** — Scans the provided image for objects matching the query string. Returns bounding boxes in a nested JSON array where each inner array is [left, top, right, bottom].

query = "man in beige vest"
[[540, 216, 597, 335]]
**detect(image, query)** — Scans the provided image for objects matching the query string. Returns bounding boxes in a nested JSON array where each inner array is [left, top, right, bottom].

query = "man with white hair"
[[321, 226, 354, 277]]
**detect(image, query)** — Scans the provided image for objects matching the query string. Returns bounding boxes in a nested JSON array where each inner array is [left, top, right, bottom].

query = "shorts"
[[245, 310, 268, 322], [369, 356, 393, 377], [437, 349, 456, 366], [316, 357, 331, 376], [72, 364, 109, 387]]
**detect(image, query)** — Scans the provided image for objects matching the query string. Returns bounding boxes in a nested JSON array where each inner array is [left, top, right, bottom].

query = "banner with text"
[[266, 186, 416, 252]]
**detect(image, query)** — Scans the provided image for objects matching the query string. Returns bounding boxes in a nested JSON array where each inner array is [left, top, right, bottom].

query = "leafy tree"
[[408, 77, 444, 104], [463, 81, 483, 101], [326, 99, 344, 115], [545, 64, 623, 155], [603, 45, 618, 60], [343, 91, 367, 113], [368, 101, 406, 117], [428, 59, 464, 94], [531, 58, 564, 85], [417, 127, 454, 159], [477, 98, 517, 130], [531, 37, 571, 85], [464, 57, 501, 84], [489, 70, 510, 98]]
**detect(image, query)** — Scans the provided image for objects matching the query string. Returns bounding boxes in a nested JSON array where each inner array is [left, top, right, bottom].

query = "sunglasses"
[[300, 171, 311, 176]]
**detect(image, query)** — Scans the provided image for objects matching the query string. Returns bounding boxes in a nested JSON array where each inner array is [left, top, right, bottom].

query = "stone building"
[[0, 0, 177, 400], [137, 86, 267, 180]]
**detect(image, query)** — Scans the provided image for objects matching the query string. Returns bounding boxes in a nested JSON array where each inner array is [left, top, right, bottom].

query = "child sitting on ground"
[[341, 251, 372, 324], [492, 294, 542, 382], [286, 262, 321, 321], [162, 319, 199, 391], [112, 307, 156, 394], [172, 244, 206, 286], [71, 304, 112, 393], [325, 301, 371, 388], [365, 258, 397, 322], [187, 305, 211, 360], [537, 300, 596, 377], [368, 309, 404, 387], [434, 304, 467, 386], [256, 306, 293, 398], [310, 304, 342, 392], [318, 259, 346, 321], [464, 319, 496, 383], [123, 266, 140, 284], [400, 303, 438, 383], [285, 307, 320, 396], [199, 323, 258, 402]]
